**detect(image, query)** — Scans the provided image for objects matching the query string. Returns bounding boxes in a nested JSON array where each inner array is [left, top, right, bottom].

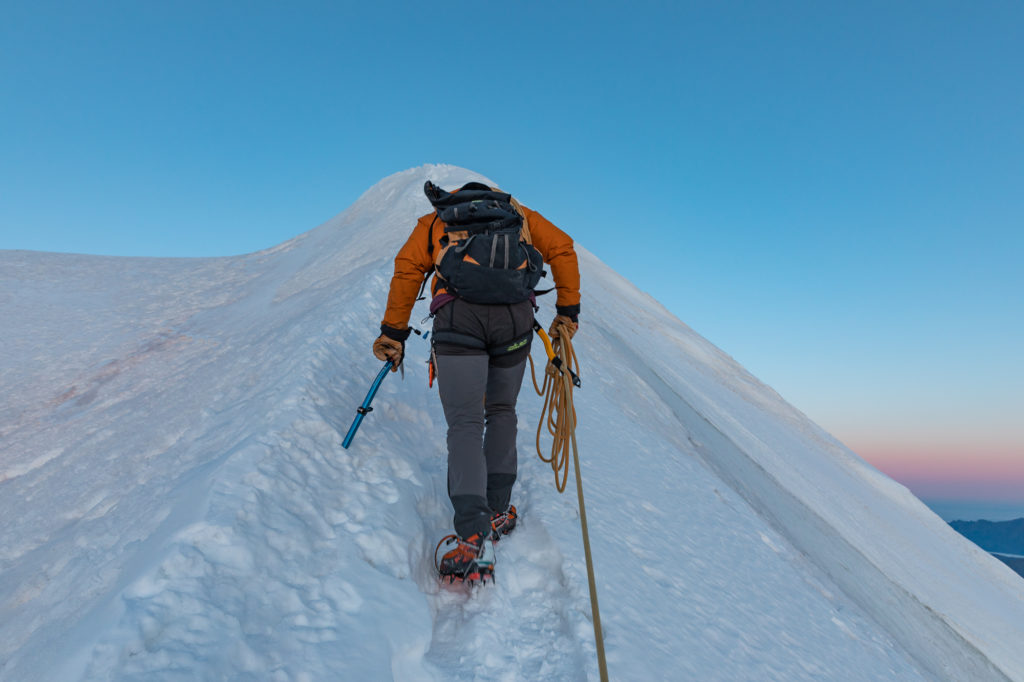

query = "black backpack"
[[424, 181, 545, 305]]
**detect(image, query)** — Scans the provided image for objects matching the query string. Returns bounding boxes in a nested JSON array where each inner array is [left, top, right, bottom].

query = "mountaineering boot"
[[437, 532, 495, 584], [490, 504, 517, 541]]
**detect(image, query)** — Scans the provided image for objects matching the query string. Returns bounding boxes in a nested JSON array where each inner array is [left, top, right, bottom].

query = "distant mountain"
[[950, 518, 1024, 556]]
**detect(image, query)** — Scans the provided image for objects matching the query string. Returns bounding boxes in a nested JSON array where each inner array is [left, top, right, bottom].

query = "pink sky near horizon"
[[771, 360, 1023, 509], [854, 439, 1024, 503]]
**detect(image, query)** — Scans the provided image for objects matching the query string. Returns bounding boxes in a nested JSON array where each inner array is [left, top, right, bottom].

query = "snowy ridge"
[[1, 165, 1022, 681]]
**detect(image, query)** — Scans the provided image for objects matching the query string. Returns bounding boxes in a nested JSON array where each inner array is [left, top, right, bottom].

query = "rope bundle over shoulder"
[[529, 321, 608, 682]]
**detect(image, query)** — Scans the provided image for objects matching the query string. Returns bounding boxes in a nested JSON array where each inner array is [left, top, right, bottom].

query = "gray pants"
[[433, 298, 534, 539], [435, 352, 527, 539]]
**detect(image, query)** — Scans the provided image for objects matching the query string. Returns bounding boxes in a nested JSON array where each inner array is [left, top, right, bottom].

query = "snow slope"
[[2, 164, 1022, 681]]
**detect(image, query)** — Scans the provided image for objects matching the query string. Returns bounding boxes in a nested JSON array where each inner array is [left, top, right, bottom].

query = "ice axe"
[[342, 360, 393, 449], [533, 321, 581, 388]]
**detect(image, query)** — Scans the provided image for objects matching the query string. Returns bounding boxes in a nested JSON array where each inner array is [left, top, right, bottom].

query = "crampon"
[[490, 504, 517, 541], [434, 533, 495, 586]]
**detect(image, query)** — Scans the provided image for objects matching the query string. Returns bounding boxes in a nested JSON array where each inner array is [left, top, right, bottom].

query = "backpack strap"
[[508, 199, 551, 295], [427, 213, 439, 261], [510, 197, 532, 245], [416, 214, 440, 302]]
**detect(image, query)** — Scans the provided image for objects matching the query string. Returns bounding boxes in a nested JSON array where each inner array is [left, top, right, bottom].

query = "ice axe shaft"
[[342, 360, 393, 449]]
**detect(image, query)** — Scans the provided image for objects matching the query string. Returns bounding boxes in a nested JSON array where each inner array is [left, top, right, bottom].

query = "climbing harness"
[[529, 320, 608, 682]]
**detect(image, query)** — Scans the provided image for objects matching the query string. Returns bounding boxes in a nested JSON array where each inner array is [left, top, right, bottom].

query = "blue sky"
[[2, 1, 1022, 515]]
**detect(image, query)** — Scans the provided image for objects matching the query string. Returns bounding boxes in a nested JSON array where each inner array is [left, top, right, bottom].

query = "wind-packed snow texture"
[[2, 165, 1022, 681]]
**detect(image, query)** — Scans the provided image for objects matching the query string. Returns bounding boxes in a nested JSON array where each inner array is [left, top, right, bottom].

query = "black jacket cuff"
[[555, 304, 580, 322], [380, 324, 411, 342]]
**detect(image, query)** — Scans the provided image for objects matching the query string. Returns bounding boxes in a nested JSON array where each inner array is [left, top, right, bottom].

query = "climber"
[[372, 179, 580, 582]]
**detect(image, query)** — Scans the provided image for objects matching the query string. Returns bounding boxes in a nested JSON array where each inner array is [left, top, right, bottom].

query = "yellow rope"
[[528, 329, 578, 492], [529, 323, 609, 682]]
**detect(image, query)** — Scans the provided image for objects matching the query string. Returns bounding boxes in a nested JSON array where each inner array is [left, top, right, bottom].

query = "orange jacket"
[[381, 205, 580, 332]]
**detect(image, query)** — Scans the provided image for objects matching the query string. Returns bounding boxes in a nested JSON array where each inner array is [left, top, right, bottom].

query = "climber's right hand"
[[548, 314, 579, 341]]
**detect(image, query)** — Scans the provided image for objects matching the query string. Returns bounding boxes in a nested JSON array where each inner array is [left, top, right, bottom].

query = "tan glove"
[[372, 334, 404, 371], [548, 314, 579, 340]]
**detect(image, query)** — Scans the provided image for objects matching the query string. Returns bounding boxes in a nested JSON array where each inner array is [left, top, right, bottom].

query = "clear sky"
[[2, 1, 1022, 518]]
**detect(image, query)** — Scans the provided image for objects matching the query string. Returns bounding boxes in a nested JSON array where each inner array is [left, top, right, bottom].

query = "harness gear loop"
[[528, 321, 608, 682]]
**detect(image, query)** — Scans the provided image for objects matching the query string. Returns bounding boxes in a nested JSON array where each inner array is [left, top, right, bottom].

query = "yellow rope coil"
[[528, 326, 580, 493]]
